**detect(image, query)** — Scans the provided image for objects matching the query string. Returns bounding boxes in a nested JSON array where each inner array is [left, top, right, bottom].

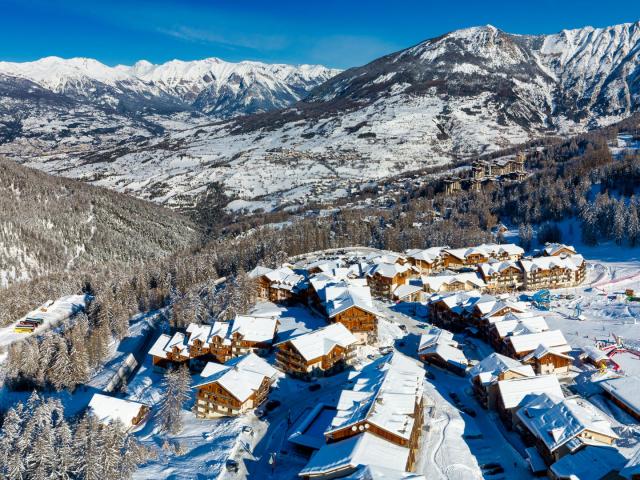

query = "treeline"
[[0, 392, 153, 480]]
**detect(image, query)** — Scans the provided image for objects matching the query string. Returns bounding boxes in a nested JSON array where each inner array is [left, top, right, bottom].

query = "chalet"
[[323, 352, 425, 472], [366, 261, 415, 298], [521, 344, 573, 375], [421, 272, 486, 294], [520, 255, 586, 290], [275, 323, 358, 379], [299, 432, 418, 480], [148, 332, 190, 369], [428, 290, 487, 331], [469, 353, 534, 409], [417, 327, 468, 375], [193, 353, 278, 418], [186, 322, 233, 364], [550, 445, 629, 480], [504, 330, 571, 360], [442, 243, 524, 270], [87, 393, 150, 432], [405, 247, 446, 274], [476, 299, 531, 334], [229, 315, 278, 357], [392, 283, 424, 303], [487, 315, 549, 351], [479, 261, 524, 292], [543, 243, 578, 258], [322, 281, 378, 343], [600, 376, 640, 421], [496, 375, 564, 426], [249, 265, 308, 304], [516, 395, 618, 465], [581, 345, 609, 370]]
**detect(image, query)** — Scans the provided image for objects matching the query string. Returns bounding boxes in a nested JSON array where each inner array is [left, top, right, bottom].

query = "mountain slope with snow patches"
[[2, 23, 640, 210]]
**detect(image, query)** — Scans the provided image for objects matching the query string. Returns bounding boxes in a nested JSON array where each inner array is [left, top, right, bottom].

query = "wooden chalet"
[[543, 243, 578, 257], [503, 330, 571, 361], [522, 344, 573, 375], [479, 261, 524, 292], [228, 315, 278, 357], [249, 265, 308, 304], [496, 375, 564, 426], [275, 323, 358, 380], [322, 352, 425, 472], [469, 353, 535, 409], [366, 261, 414, 298], [486, 314, 548, 351], [516, 395, 618, 465], [441, 244, 524, 271], [193, 353, 277, 418], [148, 332, 191, 369], [520, 255, 586, 290], [417, 327, 468, 376], [405, 247, 446, 275]]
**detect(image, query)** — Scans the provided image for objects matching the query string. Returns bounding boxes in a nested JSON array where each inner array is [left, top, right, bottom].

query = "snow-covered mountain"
[[3, 22, 640, 211], [0, 56, 340, 116]]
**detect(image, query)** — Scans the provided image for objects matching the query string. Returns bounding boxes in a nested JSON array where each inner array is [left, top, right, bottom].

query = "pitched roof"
[[508, 329, 570, 354], [421, 272, 486, 292], [600, 375, 640, 414], [148, 332, 189, 359], [231, 315, 278, 343], [299, 432, 410, 477], [551, 446, 628, 480], [286, 323, 358, 362], [469, 352, 535, 386], [520, 254, 584, 273], [544, 243, 577, 257], [497, 375, 564, 409], [324, 283, 378, 318], [192, 352, 277, 402], [88, 393, 146, 427], [326, 352, 425, 441], [493, 316, 549, 338], [418, 327, 456, 352], [393, 284, 423, 300], [522, 344, 573, 362], [405, 247, 446, 263], [420, 342, 468, 371], [517, 395, 618, 452], [366, 261, 411, 279]]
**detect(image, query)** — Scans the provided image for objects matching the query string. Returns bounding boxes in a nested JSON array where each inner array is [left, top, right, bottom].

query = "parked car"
[[308, 383, 322, 392], [265, 400, 281, 412], [462, 406, 477, 417]]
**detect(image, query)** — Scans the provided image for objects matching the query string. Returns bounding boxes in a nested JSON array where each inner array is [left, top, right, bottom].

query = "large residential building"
[[250, 265, 308, 304], [148, 315, 278, 370], [405, 247, 447, 274], [441, 244, 524, 270], [519, 255, 586, 290], [600, 376, 640, 421], [275, 323, 358, 379], [422, 272, 486, 294], [193, 353, 278, 418], [503, 330, 571, 360], [314, 352, 425, 474], [366, 261, 415, 298]]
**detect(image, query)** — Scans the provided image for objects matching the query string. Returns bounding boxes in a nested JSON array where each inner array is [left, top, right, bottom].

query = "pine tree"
[[49, 336, 72, 391], [157, 364, 192, 434]]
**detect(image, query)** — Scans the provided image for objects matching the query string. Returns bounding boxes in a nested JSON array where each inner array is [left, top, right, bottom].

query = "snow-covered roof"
[[551, 446, 627, 480], [497, 375, 564, 410], [405, 246, 446, 263], [343, 465, 426, 480], [326, 352, 425, 441], [520, 254, 584, 273], [600, 376, 640, 414], [469, 352, 534, 386], [444, 243, 523, 260], [420, 342, 468, 371], [544, 243, 577, 257], [482, 299, 529, 318], [148, 332, 190, 359], [88, 393, 146, 427], [248, 265, 273, 279], [493, 316, 549, 338], [299, 432, 410, 477], [324, 283, 377, 318], [192, 352, 277, 402], [621, 444, 640, 478], [517, 395, 618, 453], [418, 326, 456, 352], [393, 283, 423, 300], [508, 329, 570, 354], [231, 315, 278, 343], [522, 344, 573, 362], [185, 322, 231, 347], [422, 272, 486, 292], [479, 260, 522, 278], [286, 323, 358, 362], [582, 345, 608, 363], [366, 261, 411, 279]]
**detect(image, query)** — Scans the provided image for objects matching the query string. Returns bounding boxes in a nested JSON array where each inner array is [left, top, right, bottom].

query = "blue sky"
[[1, 0, 638, 68]]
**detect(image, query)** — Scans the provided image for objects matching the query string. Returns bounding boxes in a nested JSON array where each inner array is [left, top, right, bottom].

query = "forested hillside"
[[0, 158, 201, 288]]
